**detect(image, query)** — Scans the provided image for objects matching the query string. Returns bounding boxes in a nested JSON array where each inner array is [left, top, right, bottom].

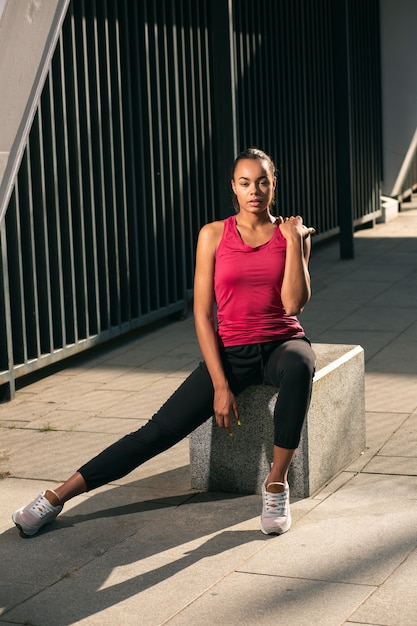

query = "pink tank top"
[[214, 216, 305, 347]]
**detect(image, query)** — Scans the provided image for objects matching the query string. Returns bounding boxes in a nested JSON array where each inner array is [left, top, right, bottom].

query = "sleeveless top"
[[214, 215, 305, 347]]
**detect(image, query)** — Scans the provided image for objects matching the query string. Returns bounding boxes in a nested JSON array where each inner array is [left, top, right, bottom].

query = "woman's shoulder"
[[198, 219, 227, 243], [197, 218, 233, 258]]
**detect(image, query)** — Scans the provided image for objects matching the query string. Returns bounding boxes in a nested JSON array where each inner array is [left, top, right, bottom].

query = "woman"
[[13, 148, 316, 537]]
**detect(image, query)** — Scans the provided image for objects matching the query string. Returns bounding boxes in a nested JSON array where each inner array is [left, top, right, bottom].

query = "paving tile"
[[3, 495, 264, 626], [239, 473, 417, 586], [345, 263, 415, 282], [364, 373, 417, 412], [99, 347, 160, 368], [365, 411, 410, 449], [331, 305, 417, 332], [7, 431, 119, 481], [350, 548, 417, 626], [20, 378, 106, 404], [0, 399, 57, 422], [377, 412, 417, 456], [62, 415, 148, 436], [362, 455, 417, 475], [96, 381, 185, 419], [1, 426, 52, 453], [309, 279, 390, 304], [139, 354, 199, 373], [167, 571, 373, 626], [61, 389, 137, 413], [367, 339, 417, 375], [313, 330, 396, 361], [369, 286, 417, 308], [347, 411, 412, 472], [402, 320, 417, 339], [311, 470, 357, 500], [344, 623, 379, 626], [1, 478, 197, 615], [93, 368, 167, 392], [108, 438, 191, 484], [21, 408, 97, 431], [300, 298, 366, 323], [54, 365, 130, 385]]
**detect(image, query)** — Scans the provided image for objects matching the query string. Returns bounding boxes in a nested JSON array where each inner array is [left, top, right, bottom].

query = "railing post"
[[332, 0, 355, 259], [0, 223, 15, 401], [209, 0, 236, 216]]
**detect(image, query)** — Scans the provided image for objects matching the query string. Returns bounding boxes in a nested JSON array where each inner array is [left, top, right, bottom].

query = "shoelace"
[[264, 490, 287, 516], [31, 496, 52, 517]]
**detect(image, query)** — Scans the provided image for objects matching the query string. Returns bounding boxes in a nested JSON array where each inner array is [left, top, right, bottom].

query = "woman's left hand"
[[278, 215, 315, 239]]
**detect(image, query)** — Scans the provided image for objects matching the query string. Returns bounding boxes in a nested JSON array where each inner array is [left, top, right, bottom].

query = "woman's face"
[[231, 158, 276, 214]]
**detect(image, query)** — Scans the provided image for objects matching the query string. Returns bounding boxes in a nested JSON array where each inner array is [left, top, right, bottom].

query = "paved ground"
[[1, 208, 417, 625]]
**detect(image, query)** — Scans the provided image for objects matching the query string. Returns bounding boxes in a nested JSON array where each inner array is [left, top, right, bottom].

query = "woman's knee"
[[266, 342, 315, 387]]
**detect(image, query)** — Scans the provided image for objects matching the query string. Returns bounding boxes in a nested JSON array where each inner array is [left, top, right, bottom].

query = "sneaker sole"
[[12, 511, 42, 537], [260, 520, 291, 535]]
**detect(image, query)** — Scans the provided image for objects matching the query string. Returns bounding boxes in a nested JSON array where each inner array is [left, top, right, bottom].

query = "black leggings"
[[78, 338, 316, 491]]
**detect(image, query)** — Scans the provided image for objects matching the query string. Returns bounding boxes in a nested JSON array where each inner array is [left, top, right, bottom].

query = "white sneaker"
[[12, 491, 63, 536], [260, 480, 291, 535]]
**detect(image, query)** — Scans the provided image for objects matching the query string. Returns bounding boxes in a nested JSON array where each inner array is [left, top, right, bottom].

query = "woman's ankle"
[[265, 475, 287, 492], [45, 489, 62, 506]]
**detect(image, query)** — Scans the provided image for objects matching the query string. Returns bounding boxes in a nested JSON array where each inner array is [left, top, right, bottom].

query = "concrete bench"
[[189, 343, 365, 498]]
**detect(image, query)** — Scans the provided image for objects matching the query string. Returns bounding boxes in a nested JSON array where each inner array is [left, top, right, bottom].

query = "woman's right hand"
[[213, 386, 239, 435]]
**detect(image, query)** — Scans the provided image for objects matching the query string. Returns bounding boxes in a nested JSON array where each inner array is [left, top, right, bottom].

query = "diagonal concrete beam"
[[0, 0, 70, 223]]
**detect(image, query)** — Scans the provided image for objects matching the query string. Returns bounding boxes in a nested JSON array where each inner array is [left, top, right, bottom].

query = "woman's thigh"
[[263, 339, 316, 389]]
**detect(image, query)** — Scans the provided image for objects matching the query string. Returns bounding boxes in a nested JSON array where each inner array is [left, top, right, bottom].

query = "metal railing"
[[0, 0, 217, 399], [231, 0, 382, 250], [0, 0, 384, 399]]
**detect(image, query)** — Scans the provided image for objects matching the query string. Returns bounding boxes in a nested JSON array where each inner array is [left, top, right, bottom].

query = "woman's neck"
[[235, 210, 276, 229]]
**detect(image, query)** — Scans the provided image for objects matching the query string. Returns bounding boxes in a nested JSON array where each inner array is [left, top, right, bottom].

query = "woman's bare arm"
[[193, 222, 239, 433]]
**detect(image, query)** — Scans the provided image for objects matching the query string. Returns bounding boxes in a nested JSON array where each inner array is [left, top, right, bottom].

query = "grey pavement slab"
[[3, 492, 265, 626], [377, 412, 417, 456], [349, 547, 417, 626], [367, 339, 417, 375], [331, 305, 417, 332], [402, 320, 417, 339], [4, 431, 119, 481], [239, 473, 417, 586], [25, 412, 144, 435], [166, 571, 374, 626], [347, 410, 410, 473], [311, 329, 396, 361], [365, 411, 411, 448], [362, 455, 417, 475], [364, 372, 417, 413]]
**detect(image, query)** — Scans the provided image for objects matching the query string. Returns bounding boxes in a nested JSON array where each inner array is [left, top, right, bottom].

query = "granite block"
[[190, 344, 366, 498]]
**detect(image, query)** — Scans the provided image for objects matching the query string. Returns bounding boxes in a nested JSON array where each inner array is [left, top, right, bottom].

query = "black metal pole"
[[332, 0, 355, 259], [209, 0, 236, 217]]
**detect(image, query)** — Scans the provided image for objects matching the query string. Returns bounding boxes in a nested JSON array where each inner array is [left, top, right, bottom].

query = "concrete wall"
[[380, 0, 417, 195], [0, 0, 7, 21]]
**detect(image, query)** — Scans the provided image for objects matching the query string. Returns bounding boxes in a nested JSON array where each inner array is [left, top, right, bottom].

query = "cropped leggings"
[[78, 337, 316, 491]]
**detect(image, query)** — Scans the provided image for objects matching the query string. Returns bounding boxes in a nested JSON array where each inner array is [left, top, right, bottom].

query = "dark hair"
[[231, 147, 276, 211]]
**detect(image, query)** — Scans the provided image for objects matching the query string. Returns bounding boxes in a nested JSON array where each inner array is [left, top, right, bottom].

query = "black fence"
[[0, 0, 382, 399]]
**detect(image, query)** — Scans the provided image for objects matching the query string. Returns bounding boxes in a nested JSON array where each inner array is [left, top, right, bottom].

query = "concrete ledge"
[[378, 196, 399, 223], [189, 344, 366, 498]]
